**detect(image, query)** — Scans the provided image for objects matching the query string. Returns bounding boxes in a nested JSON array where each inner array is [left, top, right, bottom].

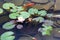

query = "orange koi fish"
[[23, 2, 35, 8]]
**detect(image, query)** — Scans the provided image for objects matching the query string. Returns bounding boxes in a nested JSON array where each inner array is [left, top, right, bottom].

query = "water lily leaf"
[[2, 3, 15, 9], [17, 6, 24, 11], [9, 13, 20, 19], [42, 30, 51, 35], [1, 31, 15, 40], [9, 3, 15, 8], [32, 17, 44, 23], [2, 22, 15, 30], [42, 24, 53, 31], [38, 10, 47, 16], [5, 36, 15, 40], [10, 8, 17, 12], [39, 17, 44, 23], [28, 8, 38, 15], [2, 3, 10, 9], [0, 8, 3, 14], [20, 11, 30, 19]]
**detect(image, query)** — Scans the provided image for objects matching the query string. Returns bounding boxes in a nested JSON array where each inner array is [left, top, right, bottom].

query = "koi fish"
[[24, 2, 35, 7]]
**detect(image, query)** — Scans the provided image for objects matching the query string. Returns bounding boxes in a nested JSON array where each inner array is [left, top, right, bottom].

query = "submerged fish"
[[23, 2, 35, 7]]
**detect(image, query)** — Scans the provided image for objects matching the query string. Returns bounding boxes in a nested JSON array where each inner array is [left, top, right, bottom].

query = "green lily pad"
[[9, 13, 20, 19], [20, 11, 30, 19], [10, 8, 17, 12], [9, 3, 15, 8], [42, 30, 51, 35], [2, 22, 15, 30], [32, 17, 44, 23], [2, 3, 15, 9], [28, 8, 38, 15], [38, 10, 47, 16], [42, 24, 53, 30], [17, 6, 24, 11], [1, 31, 15, 40], [2, 3, 10, 9], [0, 8, 3, 14]]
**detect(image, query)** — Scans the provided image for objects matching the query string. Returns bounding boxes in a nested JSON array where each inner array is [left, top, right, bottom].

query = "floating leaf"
[[9, 3, 15, 8], [20, 11, 30, 19], [38, 10, 47, 16], [17, 6, 24, 11], [2, 3, 10, 9], [10, 8, 17, 12], [9, 13, 20, 19], [2, 22, 15, 30], [28, 8, 38, 15], [0, 8, 3, 14], [2, 3, 15, 9], [1, 31, 15, 40], [32, 17, 44, 23], [33, 8, 38, 14], [42, 30, 51, 35]]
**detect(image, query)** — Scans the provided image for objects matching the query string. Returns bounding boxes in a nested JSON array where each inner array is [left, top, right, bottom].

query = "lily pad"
[[1, 31, 15, 40], [2, 3, 15, 9], [9, 3, 15, 8], [38, 10, 47, 16], [9, 13, 20, 19], [2, 3, 10, 9], [28, 8, 38, 15], [32, 17, 44, 23], [20, 11, 30, 19], [10, 8, 17, 13], [2, 22, 15, 30], [42, 30, 51, 35], [0, 8, 3, 14], [17, 6, 24, 11]]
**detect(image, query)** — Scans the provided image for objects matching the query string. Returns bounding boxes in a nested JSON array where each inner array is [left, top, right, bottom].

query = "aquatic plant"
[[0, 2, 54, 36], [0, 8, 3, 14], [0, 31, 15, 40], [9, 13, 20, 19], [32, 17, 44, 23], [3, 22, 16, 30], [38, 10, 47, 16], [20, 11, 30, 19], [28, 8, 38, 15], [38, 25, 53, 35], [2, 3, 15, 9]]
